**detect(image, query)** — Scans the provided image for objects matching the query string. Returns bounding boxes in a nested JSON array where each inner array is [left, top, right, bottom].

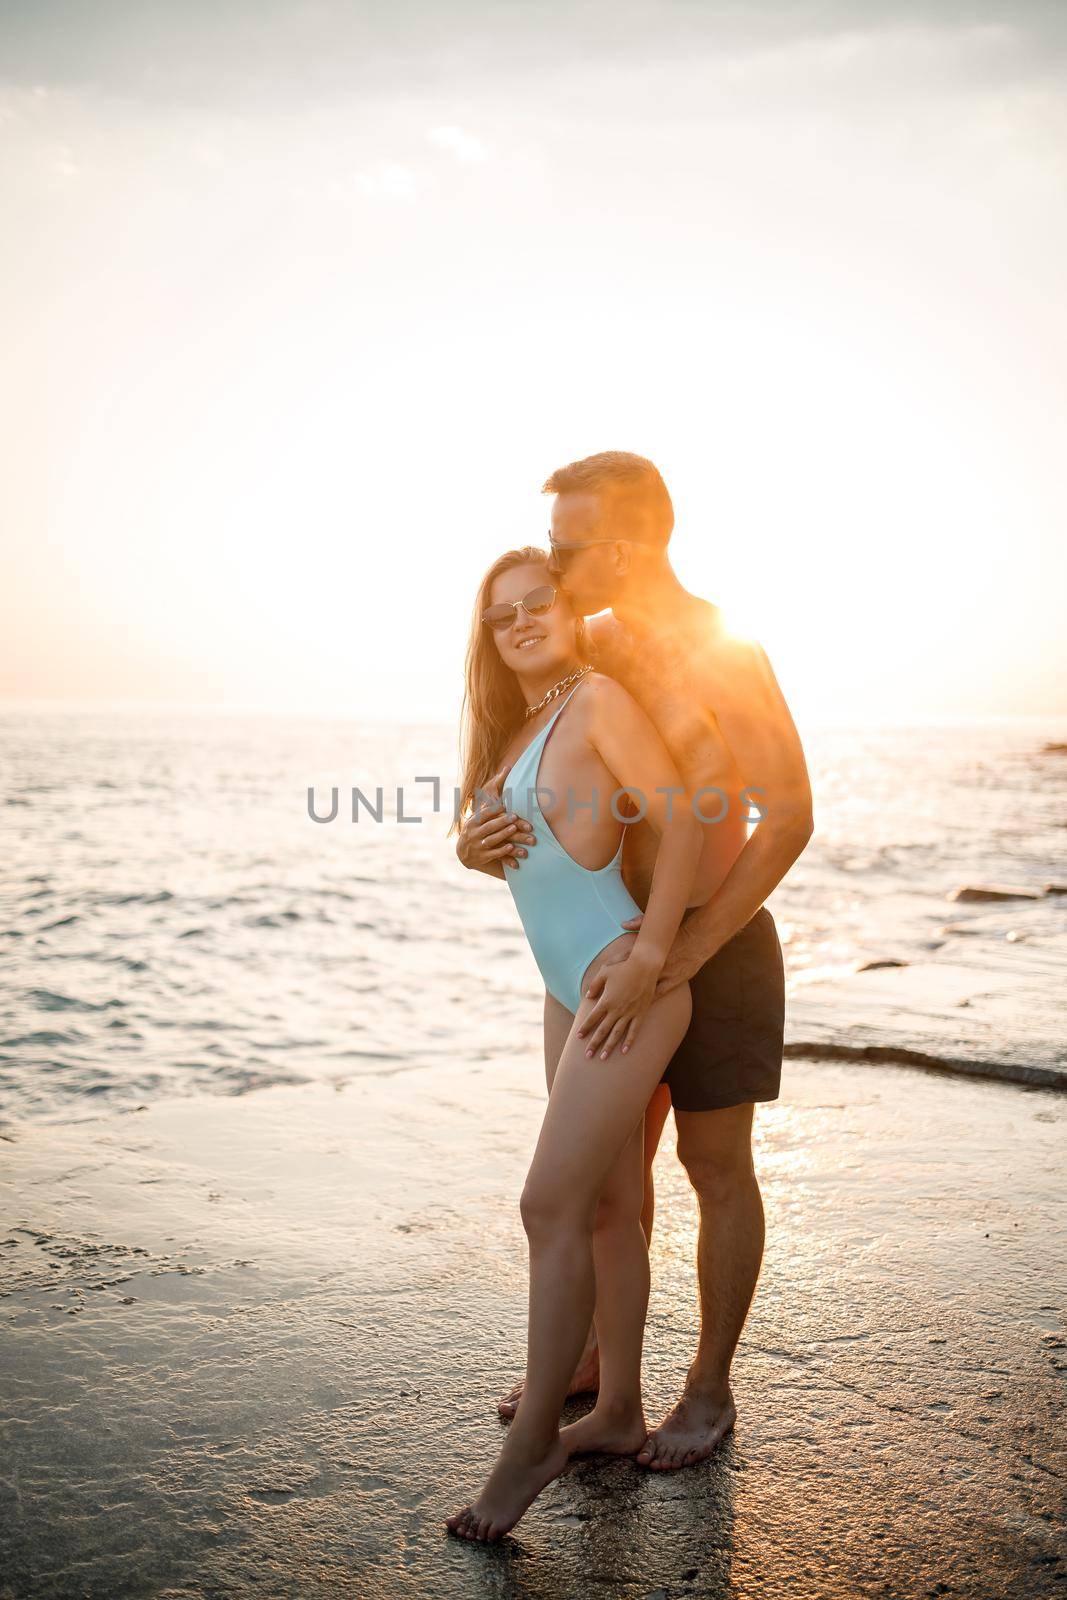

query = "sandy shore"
[[2, 1054, 1064, 1599]]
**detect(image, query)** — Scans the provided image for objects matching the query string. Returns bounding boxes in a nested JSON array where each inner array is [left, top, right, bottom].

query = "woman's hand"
[[578, 945, 665, 1060], [456, 767, 536, 874]]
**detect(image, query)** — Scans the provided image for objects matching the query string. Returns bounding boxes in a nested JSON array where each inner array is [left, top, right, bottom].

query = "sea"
[[2, 708, 1065, 1128]]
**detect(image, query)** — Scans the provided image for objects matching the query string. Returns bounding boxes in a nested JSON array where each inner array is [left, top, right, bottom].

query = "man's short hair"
[[542, 450, 674, 547]]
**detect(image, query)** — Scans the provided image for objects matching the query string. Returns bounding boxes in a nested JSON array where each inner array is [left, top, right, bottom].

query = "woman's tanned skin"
[[446, 558, 701, 1541]]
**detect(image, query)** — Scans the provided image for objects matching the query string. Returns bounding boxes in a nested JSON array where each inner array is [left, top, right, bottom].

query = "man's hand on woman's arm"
[[455, 766, 537, 879]]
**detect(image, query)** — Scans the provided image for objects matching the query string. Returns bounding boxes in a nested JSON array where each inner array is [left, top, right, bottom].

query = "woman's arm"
[[578, 676, 703, 1056]]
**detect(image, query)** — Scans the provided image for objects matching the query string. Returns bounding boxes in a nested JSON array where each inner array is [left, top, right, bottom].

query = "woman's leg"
[[578, 1083, 672, 1425], [497, 991, 600, 1418], [498, 1005, 675, 1421], [556, 1118, 649, 1457], [561, 955, 676, 1454], [446, 969, 692, 1542]]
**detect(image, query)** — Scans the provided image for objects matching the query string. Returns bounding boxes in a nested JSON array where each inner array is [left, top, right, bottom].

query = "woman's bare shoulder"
[[579, 668, 625, 696], [577, 670, 642, 722]]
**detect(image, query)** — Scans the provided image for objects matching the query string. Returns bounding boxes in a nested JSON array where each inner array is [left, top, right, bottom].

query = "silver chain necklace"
[[523, 662, 592, 721]]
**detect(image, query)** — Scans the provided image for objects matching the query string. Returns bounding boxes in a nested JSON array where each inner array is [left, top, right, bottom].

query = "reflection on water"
[[2, 709, 1066, 1126]]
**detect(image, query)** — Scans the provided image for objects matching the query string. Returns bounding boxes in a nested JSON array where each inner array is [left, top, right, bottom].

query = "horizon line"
[[1, 695, 1066, 730]]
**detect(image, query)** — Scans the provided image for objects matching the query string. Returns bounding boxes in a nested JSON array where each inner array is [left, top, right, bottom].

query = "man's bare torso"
[[588, 606, 748, 913]]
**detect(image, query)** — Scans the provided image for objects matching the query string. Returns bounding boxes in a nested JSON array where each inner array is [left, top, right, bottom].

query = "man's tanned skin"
[[458, 476, 813, 1468]]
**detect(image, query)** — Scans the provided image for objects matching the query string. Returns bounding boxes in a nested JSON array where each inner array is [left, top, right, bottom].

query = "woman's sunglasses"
[[481, 584, 558, 631]]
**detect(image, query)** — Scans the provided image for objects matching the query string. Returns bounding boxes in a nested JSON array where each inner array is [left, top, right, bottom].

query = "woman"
[[445, 546, 702, 1543]]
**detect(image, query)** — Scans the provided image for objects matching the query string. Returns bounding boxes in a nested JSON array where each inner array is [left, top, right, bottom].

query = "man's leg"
[[635, 1100, 764, 1469], [640, 1081, 673, 1239], [638, 907, 784, 1467]]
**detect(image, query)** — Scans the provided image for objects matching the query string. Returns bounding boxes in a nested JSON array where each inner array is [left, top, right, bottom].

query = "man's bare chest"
[[593, 629, 738, 789]]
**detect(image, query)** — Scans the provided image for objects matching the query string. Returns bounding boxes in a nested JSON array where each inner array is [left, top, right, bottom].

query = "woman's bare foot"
[[444, 1432, 571, 1544], [498, 1342, 600, 1419], [559, 1396, 647, 1459], [635, 1381, 736, 1470]]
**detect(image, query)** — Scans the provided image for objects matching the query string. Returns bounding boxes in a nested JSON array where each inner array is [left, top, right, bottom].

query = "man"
[[456, 451, 813, 1469]]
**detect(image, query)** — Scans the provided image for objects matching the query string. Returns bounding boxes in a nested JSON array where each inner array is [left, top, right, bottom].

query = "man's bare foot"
[[444, 1432, 571, 1544], [559, 1396, 647, 1459], [497, 1343, 600, 1420], [635, 1382, 736, 1470]]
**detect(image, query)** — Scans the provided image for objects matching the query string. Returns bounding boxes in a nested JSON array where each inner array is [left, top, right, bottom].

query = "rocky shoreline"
[[785, 879, 1067, 1092]]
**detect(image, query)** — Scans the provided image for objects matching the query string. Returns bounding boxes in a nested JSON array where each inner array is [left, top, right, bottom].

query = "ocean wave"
[[2, 711, 1064, 1129], [23, 990, 126, 1014]]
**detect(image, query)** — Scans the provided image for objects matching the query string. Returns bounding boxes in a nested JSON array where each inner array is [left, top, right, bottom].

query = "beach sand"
[[2, 1055, 1064, 1599]]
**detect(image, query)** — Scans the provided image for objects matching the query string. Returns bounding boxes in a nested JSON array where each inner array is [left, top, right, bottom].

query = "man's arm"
[[642, 632, 813, 994]]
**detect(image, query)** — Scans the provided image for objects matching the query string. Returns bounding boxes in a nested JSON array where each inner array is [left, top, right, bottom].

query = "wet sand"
[[2, 1055, 1064, 1599]]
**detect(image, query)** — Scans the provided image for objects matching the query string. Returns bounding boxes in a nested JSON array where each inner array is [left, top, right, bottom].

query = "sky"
[[1, 0, 1065, 726]]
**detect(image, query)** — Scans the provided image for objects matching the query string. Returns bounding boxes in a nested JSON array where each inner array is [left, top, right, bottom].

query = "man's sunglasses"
[[481, 584, 559, 631], [548, 535, 628, 565]]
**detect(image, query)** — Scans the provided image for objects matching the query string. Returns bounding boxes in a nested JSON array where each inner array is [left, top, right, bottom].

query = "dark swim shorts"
[[662, 906, 785, 1113]]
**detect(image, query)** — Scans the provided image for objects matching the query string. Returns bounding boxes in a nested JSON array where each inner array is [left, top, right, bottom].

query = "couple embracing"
[[445, 451, 813, 1543]]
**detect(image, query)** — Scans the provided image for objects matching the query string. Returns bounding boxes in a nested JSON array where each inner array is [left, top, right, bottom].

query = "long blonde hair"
[[451, 546, 589, 834]]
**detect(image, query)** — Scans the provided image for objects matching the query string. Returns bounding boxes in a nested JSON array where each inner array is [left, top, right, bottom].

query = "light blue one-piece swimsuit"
[[502, 680, 643, 1014]]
